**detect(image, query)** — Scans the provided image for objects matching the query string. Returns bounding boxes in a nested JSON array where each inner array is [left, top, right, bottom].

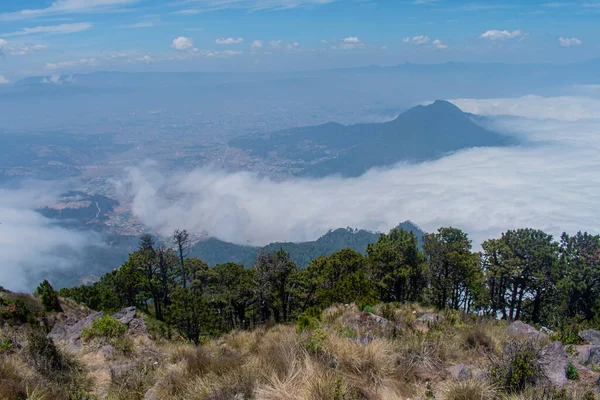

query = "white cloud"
[[206, 50, 243, 57], [216, 37, 244, 45], [0, 38, 6, 48], [4, 43, 48, 56], [432, 39, 448, 49], [171, 0, 336, 13], [0, 0, 138, 21], [559, 37, 582, 47], [0, 75, 9, 85], [269, 40, 283, 47], [479, 29, 523, 40], [45, 58, 97, 70], [0, 186, 100, 292], [404, 35, 431, 44], [1, 22, 92, 37], [121, 21, 155, 29], [251, 40, 264, 49], [343, 36, 361, 43], [172, 36, 194, 50], [115, 95, 600, 250], [139, 54, 152, 63], [450, 95, 600, 121]]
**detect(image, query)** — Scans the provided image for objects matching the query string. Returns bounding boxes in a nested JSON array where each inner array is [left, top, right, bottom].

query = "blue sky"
[[0, 0, 598, 81]]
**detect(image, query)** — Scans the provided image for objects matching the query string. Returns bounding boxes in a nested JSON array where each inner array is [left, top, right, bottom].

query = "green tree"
[[303, 248, 376, 308], [210, 263, 256, 330], [254, 249, 297, 323], [367, 228, 427, 303], [482, 229, 559, 323], [36, 280, 62, 312], [423, 227, 482, 312], [558, 232, 600, 322]]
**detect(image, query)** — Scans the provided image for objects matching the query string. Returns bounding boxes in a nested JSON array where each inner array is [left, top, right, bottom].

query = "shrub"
[[297, 306, 322, 332], [82, 315, 127, 341], [305, 328, 327, 354], [552, 321, 586, 345], [565, 362, 579, 380], [489, 338, 547, 393], [0, 336, 14, 353], [24, 329, 76, 379], [361, 304, 375, 314], [36, 280, 62, 313]]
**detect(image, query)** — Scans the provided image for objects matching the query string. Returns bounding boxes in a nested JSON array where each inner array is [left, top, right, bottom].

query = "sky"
[[0, 0, 599, 81]]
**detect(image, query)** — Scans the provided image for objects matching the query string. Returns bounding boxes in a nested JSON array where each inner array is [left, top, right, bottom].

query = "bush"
[[82, 315, 127, 341], [297, 306, 322, 332], [552, 321, 586, 345], [361, 304, 375, 314], [24, 329, 76, 379], [489, 338, 547, 393], [36, 280, 62, 313], [565, 362, 579, 380]]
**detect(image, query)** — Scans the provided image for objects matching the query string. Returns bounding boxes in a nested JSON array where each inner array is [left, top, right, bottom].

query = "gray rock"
[[100, 344, 115, 358], [128, 318, 149, 336], [506, 321, 548, 339], [580, 329, 600, 345], [361, 312, 389, 326], [542, 341, 569, 387], [358, 333, 374, 345], [587, 347, 600, 367], [48, 311, 103, 350], [446, 364, 472, 381], [417, 313, 444, 325], [113, 307, 137, 325], [565, 344, 595, 364]]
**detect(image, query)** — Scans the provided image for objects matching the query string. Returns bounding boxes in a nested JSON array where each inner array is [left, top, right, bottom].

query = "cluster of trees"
[[59, 227, 600, 344]]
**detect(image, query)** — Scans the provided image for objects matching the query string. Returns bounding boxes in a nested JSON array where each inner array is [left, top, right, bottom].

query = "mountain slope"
[[189, 221, 425, 268], [230, 100, 514, 177]]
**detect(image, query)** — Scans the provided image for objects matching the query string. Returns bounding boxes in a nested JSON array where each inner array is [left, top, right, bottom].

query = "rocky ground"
[[3, 294, 600, 399]]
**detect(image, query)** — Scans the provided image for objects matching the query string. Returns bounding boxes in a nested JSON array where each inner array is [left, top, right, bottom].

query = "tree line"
[[58, 227, 600, 344]]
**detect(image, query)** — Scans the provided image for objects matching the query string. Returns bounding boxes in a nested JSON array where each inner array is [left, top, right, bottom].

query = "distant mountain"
[[190, 221, 426, 268], [230, 100, 514, 177]]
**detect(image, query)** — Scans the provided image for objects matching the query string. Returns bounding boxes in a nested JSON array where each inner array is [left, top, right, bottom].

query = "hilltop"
[[230, 100, 514, 177]]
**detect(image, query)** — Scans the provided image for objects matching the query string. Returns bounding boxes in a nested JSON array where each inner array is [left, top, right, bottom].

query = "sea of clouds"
[[2, 90, 600, 291]]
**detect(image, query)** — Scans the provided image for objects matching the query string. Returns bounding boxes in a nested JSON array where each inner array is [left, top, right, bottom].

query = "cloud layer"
[[116, 94, 600, 249], [0, 185, 100, 292]]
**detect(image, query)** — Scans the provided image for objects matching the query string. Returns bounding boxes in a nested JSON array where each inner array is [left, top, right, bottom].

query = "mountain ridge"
[[230, 100, 514, 177]]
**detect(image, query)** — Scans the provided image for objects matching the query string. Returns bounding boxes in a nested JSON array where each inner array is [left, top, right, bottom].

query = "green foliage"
[[489, 338, 546, 393], [565, 362, 579, 380], [0, 336, 14, 352], [361, 304, 375, 314], [82, 315, 127, 341], [305, 328, 327, 353], [367, 228, 427, 303], [424, 227, 482, 312], [36, 280, 62, 312], [297, 306, 322, 332], [552, 320, 586, 345]]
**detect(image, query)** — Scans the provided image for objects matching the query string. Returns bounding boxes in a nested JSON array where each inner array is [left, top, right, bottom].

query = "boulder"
[[580, 329, 600, 345], [565, 344, 596, 364], [363, 312, 389, 326], [128, 318, 149, 337], [113, 307, 137, 325], [48, 311, 103, 350], [506, 321, 548, 339], [446, 364, 472, 381], [587, 347, 600, 367], [542, 341, 569, 387]]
